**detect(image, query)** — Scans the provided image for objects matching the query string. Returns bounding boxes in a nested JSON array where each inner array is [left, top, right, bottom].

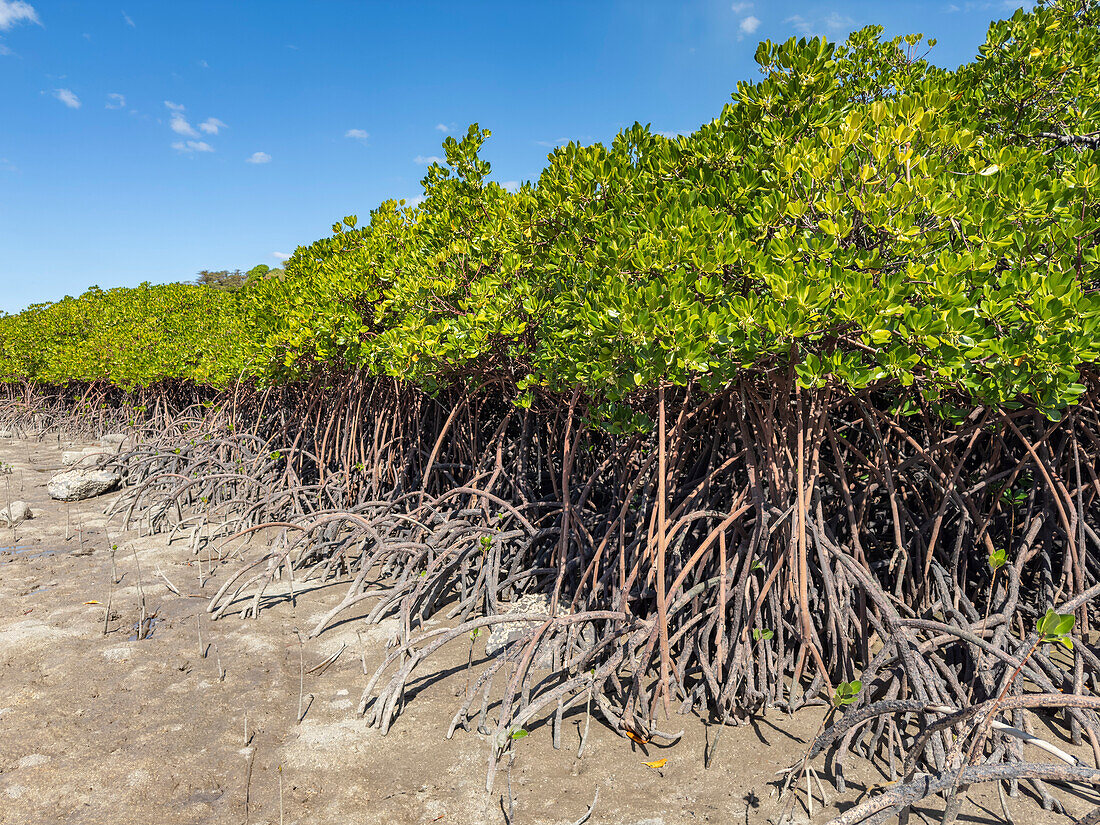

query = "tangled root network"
[[7, 378, 1100, 822]]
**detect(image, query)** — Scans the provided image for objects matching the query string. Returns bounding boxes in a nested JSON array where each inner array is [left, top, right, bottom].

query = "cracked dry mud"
[[0, 435, 1091, 825]]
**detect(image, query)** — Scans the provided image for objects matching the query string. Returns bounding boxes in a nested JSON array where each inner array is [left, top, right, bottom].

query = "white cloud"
[[122, 10, 134, 28], [345, 128, 369, 142], [198, 59, 209, 68], [414, 155, 444, 165], [272, 251, 291, 261], [170, 113, 196, 135], [405, 195, 427, 207], [786, 14, 811, 35], [500, 180, 520, 192], [172, 140, 213, 153], [434, 123, 448, 132], [785, 12, 855, 38], [0, 43, 12, 55], [105, 92, 125, 109], [730, 1, 753, 12], [53, 88, 80, 108], [198, 117, 226, 135], [246, 151, 271, 164], [165, 101, 198, 136], [0, 1, 38, 30], [739, 15, 760, 35]]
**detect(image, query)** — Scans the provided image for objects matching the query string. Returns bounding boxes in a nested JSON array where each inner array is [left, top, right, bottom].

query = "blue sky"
[[0, 0, 1032, 314]]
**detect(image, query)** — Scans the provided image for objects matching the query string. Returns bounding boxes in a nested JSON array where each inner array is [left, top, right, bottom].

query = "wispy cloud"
[[170, 115, 196, 136], [246, 151, 271, 164], [0, 1, 39, 30], [272, 251, 291, 261], [172, 140, 213, 154], [0, 43, 12, 55], [198, 117, 226, 135], [345, 128, 369, 142], [165, 100, 198, 136], [414, 155, 444, 165], [739, 15, 761, 36], [434, 123, 448, 133], [535, 138, 571, 148], [122, 10, 135, 28], [730, 1, 753, 12], [500, 180, 520, 193], [785, 11, 855, 39], [105, 92, 125, 109], [53, 88, 80, 109], [0, 157, 17, 172], [944, 0, 997, 10], [944, 0, 1026, 10]]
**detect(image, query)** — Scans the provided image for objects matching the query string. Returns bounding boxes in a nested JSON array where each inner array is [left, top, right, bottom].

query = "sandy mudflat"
[[0, 434, 1090, 825]]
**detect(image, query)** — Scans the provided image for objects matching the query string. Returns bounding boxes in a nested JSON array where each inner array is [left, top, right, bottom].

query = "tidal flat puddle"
[[0, 545, 63, 563]]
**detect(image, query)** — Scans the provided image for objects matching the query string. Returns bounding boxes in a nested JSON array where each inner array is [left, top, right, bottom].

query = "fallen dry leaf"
[[643, 758, 667, 769]]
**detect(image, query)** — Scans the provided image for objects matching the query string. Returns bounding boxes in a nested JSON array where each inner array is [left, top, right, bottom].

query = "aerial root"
[[10, 379, 1100, 806]]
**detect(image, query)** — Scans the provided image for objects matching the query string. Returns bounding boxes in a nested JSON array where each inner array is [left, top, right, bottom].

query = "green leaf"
[[1037, 609, 1075, 647], [988, 549, 1006, 572], [832, 680, 862, 707]]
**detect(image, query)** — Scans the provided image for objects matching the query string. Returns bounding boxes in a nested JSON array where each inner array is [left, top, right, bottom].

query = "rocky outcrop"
[[485, 593, 594, 669], [46, 469, 121, 502], [61, 447, 106, 468], [0, 500, 32, 526], [100, 433, 132, 451]]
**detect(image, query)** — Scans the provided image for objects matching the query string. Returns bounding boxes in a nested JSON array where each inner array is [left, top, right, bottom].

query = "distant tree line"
[[195, 265, 284, 291]]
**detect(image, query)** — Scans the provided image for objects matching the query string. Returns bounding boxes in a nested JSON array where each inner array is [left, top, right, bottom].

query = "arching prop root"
[[6, 376, 1100, 806]]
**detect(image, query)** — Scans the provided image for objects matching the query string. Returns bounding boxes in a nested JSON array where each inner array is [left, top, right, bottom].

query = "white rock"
[[100, 433, 132, 451], [485, 593, 594, 669], [47, 469, 121, 501], [61, 447, 104, 467], [0, 501, 32, 526]]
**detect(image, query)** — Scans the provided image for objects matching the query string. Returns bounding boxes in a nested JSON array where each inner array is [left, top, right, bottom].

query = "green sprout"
[[832, 680, 862, 708], [987, 548, 1006, 572], [1036, 610, 1075, 651]]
